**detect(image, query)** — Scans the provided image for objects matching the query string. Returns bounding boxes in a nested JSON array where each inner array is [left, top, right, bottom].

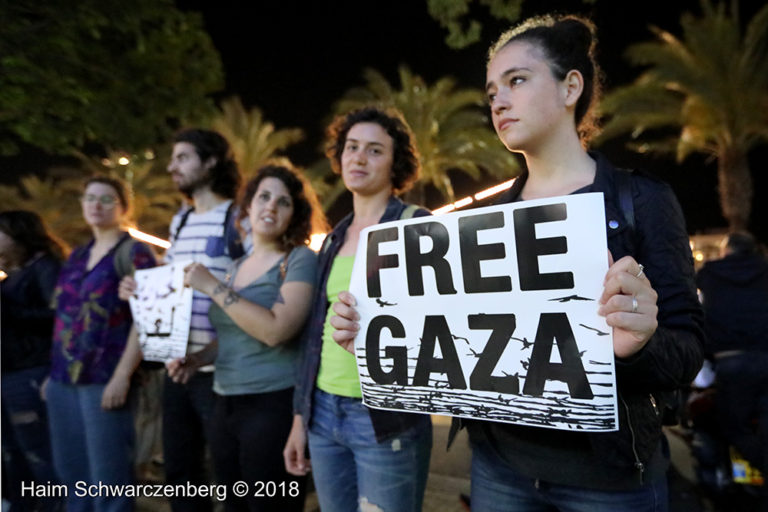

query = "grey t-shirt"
[[209, 245, 317, 395]]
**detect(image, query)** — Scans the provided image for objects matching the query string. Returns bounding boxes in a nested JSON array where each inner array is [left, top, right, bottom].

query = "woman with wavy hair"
[[180, 161, 327, 512], [284, 107, 433, 512]]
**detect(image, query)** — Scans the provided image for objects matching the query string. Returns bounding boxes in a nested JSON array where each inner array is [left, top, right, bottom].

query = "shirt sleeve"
[[284, 246, 318, 285], [131, 241, 158, 271]]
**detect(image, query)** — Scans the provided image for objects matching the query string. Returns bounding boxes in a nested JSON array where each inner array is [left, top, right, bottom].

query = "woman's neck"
[[351, 189, 391, 227], [250, 236, 284, 258], [91, 226, 123, 248], [521, 130, 595, 200]]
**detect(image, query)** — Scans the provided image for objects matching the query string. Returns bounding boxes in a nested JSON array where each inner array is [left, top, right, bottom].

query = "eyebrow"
[[345, 138, 386, 148], [486, 66, 531, 91]]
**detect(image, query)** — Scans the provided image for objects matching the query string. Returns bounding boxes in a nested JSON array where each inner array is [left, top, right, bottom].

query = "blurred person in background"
[[1, 210, 67, 512], [45, 177, 156, 512]]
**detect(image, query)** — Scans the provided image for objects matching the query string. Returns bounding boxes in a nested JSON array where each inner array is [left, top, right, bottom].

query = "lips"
[[497, 118, 518, 132]]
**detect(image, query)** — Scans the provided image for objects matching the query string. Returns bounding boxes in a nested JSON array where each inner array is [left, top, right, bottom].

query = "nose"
[[491, 91, 510, 116], [167, 160, 176, 173]]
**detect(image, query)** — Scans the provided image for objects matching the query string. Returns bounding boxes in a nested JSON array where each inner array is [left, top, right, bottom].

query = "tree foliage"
[[426, 0, 524, 49], [209, 97, 304, 178], [335, 66, 519, 204], [598, 0, 768, 230], [0, 0, 224, 156]]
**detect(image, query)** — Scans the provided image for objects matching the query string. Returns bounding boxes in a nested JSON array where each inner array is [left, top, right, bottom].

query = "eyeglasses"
[[81, 194, 119, 208]]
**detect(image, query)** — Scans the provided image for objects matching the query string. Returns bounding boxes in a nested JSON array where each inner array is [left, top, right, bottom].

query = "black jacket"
[[1, 253, 62, 372], [696, 252, 768, 354], [470, 152, 705, 489]]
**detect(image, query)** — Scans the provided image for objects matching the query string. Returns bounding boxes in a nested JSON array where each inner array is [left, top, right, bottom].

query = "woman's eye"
[[345, 143, 358, 152], [370, 148, 382, 155], [278, 198, 292, 208], [258, 192, 270, 201], [510, 76, 525, 86], [487, 93, 496, 103]]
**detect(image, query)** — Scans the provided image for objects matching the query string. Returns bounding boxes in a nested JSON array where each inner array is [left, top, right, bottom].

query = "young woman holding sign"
[[283, 107, 433, 512], [332, 15, 705, 512]]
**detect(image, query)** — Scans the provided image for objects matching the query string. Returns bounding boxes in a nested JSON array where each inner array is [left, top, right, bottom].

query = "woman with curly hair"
[[180, 161, 327, 512], [284, 107, 433, 512]]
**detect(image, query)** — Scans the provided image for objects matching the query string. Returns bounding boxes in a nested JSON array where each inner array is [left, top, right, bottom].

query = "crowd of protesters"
[[1, 12, 765, 512]]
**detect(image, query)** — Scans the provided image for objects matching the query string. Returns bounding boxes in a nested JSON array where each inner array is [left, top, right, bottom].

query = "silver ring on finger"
[[635, 264, 645, 279], [631, 296, 639, 313]]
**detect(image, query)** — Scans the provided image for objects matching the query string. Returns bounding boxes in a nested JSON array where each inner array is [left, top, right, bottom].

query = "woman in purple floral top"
[[46, 176, 156, 512]]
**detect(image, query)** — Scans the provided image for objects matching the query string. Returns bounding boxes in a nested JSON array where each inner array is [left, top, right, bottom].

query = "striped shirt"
[[165, 200, 242, 369]]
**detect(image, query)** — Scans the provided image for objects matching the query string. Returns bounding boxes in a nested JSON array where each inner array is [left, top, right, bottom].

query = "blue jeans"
[[470, 439, 668, 512], [162, 372, 216, 512], [46, 379, 134, 512], [307, 389, 432, 512], [1, 366, 62, 512]]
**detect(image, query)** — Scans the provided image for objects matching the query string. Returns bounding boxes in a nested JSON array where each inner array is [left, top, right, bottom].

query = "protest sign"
[[129, 262, 193, 362], [348, 193, 618, 431]]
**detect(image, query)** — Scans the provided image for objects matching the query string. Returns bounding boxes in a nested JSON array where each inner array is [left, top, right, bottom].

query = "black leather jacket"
[[469, 152, 705, 488]]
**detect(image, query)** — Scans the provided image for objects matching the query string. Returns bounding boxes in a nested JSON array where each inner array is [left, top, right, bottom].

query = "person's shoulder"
[[290, 245, 318, 265]]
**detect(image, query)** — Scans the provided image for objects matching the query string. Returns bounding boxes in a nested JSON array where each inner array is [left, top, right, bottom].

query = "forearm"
[[112, 326, 143, 381], [206, 281, 305, 346]]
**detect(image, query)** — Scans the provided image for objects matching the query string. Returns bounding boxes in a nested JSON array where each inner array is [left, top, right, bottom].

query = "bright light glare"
[[118, 157, 130, 166], [309, 233, 326, 252], [128, 228, 171, 249]]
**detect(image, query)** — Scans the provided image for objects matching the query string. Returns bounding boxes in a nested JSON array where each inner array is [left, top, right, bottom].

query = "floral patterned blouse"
[[50, 233, 156, 384]]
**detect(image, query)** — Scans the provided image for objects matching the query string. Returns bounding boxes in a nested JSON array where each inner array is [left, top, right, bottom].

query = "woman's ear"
[[563, 69, 584, 108]]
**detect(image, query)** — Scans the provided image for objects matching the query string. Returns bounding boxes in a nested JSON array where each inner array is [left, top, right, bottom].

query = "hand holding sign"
[[330, 291, 359, 354], [599, 254, 659, 359], [348, 193, 620, 432]]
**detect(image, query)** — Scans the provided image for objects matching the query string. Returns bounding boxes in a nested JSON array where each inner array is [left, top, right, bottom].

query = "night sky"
[[175, 0, 766, 240], [5, 0, 767, 240]]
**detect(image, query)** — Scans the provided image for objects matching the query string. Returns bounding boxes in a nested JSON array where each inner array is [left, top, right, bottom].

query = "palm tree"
[[0, 174, 88, 245], [335, 66, 520, 205], [210, 96, 304, 178], [598, 1, 768, 231]]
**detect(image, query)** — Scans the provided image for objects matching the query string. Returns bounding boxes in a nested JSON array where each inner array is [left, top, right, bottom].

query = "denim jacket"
[[293, 196, 432, 442]]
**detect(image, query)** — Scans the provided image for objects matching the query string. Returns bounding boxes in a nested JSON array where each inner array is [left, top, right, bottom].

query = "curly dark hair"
[[325, 107, 420, 195], [173, 128, 241, 199], [0, 210, 68, 264], [237, 160, 328, 251], [488, 14, 603, 144]]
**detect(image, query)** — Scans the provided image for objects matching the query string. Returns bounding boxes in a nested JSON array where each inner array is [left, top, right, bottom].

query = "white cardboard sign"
[[129, 262, 193, 362], [349, 193, 618, 431]]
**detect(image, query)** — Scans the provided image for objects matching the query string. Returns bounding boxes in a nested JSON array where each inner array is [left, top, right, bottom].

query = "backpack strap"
[[224, 202, 245, 259], [113, 234, 136, 278], [614, 169, 635, 232], [174, 202, 245, 259], [172, 207, 194, 243], [400, 204, 420, 220]]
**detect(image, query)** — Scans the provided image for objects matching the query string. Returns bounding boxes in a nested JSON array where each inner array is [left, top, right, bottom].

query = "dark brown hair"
[[237, 160, 328, 251], [173, 128, 241, 200], [0, 210, 68, 263], [488, 15, 603, 143], [325, 107, 420, 194]]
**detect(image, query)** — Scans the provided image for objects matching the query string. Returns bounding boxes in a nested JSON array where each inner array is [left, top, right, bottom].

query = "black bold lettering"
[[522, 313, 593, 399], [459, 212, 512, 293], [367, 227, 399, 298], [468, 314, 520, 394], [366, 315, 408, 385], [404, 222, 457, 296], [413, 316, 466, 389], [513, 204, 573, 291]]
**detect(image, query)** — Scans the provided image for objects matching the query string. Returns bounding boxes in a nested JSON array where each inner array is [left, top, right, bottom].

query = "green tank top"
[[316, 255, 362, 398]]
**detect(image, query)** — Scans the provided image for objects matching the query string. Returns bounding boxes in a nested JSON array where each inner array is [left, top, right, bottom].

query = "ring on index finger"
[[635, 264, 645, 279]]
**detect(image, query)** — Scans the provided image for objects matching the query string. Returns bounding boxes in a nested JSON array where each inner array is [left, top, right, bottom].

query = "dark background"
[[6, 0, 768, 239]]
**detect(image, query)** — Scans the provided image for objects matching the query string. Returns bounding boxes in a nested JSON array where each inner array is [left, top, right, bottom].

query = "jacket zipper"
[[649, 394, 659, 417], [620, 394, 645, 484]]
